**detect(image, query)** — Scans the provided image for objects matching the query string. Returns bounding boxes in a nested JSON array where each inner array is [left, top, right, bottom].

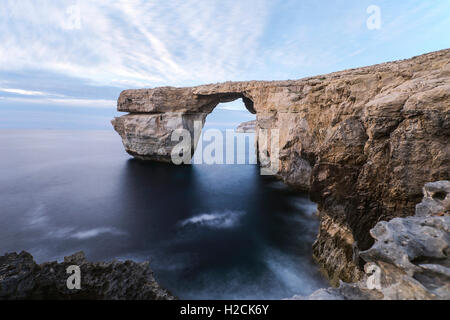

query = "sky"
[[0, 0, 449, 130]]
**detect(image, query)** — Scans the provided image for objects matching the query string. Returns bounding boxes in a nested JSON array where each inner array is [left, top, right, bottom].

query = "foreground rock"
[[291, 181, 450, 300], [113, 49, 450, 283], [236, 120, 256, 133], [0, 251, 175, 300]]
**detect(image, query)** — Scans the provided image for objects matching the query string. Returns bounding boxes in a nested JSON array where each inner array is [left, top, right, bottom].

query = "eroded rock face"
[[292, 181, 450, 300], [416, 181, 450, 217], [112, 113, 206, 162], [0, 251, 175, 300], [113, 49, 450, 283]]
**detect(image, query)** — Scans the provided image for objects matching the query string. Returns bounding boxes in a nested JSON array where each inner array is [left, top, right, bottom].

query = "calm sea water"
[[0, 129, 327, 299]]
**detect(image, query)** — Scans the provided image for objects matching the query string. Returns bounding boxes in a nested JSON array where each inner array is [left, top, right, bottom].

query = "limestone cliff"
[[112, 49, 450, 284], [292, 181, 450, 300]]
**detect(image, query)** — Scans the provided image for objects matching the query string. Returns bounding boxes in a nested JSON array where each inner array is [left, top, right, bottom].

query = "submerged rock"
[[293, 181, 450, 300], [0, 251, 176, 300], [112, 49, 450, 283]]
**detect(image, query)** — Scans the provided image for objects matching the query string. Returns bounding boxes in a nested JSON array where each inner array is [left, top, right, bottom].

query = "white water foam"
[[291, 198, 318, 217], [263, 248, 324, 296], [179, 210, 244, 229]]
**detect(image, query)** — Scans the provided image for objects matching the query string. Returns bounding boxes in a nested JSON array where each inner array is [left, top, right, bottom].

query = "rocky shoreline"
[[0, 251, 176, 300], [2, 50, 448, 300], [1, 181, 447, 300], [294, 181, 449, 300]]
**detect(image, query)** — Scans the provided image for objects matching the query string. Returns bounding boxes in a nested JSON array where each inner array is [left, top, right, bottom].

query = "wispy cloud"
[[0, 95, 116, 108], [1, 1, 448, 88], [217, 104, 248, 112], [70, 227, 126, 240], [0, 0, 270, 87], [0, 0, 448, 119], [0, 84, 115, 108], [0, 88, 48, 96]]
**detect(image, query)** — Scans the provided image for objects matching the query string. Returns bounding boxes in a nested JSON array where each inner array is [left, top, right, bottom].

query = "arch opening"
[[196, 93, 256, 115], [193, 97, 256, 165]]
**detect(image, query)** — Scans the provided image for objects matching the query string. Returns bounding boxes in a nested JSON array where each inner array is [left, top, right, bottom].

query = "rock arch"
[[112, 49, 450, 284], [112, 86, 258, 162]]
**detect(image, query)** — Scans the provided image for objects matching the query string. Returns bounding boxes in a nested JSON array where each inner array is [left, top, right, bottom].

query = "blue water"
[[0, 129, 327, 299]]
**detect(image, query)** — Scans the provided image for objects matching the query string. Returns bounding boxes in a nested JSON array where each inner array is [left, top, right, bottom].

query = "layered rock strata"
[[0, 251, 175, 300], [291, 181, 450, 300], [112, 49, 450, 283]]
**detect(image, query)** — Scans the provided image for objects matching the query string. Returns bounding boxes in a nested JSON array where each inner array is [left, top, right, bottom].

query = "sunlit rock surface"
[[113, 49, 450, 283]]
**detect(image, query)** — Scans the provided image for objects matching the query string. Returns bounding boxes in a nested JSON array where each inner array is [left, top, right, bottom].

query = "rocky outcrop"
[[112, 88, 255, 162], [112, 49, 450, 283], [291, 181, 450, 300], [236, 120, 256, 133], [0, 251, 175, 300]]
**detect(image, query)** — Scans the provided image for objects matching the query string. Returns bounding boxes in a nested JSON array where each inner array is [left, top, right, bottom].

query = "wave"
[[179, 210, 244, 229], [263, 248, 326, 296], [291, 198, 317, 217]]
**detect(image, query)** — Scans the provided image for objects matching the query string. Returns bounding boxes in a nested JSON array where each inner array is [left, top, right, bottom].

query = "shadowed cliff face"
[[0, 251, 175, 300], [112, 49, 450, 284], [294, 181, 450, 300]]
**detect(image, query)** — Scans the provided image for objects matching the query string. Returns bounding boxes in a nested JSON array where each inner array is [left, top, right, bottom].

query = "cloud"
[[0, 95, 116, 108], [48, 227, 126, 240], [0, 83, 116, 108], [0, 0, 270, 88], [0, 88, 48, 96], [217, 104, 248, 112], [0, 0, 448, 114], [70, 227, 126, 240]]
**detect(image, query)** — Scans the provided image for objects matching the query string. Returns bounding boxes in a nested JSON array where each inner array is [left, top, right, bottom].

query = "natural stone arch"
[[112, 49, 450, 284], [113, 86, 260, 163]]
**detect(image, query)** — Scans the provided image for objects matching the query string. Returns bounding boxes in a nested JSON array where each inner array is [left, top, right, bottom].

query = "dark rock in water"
[[0, 251, 176, 300], [236, 120, 256, 133]]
